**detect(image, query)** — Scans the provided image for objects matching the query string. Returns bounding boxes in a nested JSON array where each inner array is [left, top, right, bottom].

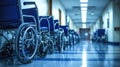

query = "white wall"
[[52, 0, 66, 25], [102, 2, 114, 42], [113, 2, 120, 42], [67, 16, 79, 33]]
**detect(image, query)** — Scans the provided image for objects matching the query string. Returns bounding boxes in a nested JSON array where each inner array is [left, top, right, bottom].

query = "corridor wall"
[[52, 0, 66, 25], [92, 1, 120, 43]]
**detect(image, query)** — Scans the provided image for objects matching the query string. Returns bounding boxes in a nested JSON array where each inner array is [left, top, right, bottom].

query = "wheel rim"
[[16, 25, 38, 63], [22, 27, 37, 59]]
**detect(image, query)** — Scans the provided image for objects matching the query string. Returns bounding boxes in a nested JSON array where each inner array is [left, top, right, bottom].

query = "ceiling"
[[60, 0, 110, 28]]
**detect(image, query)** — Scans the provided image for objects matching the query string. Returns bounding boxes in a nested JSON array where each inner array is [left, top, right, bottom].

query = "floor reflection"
[[0, 40, 120, 67], [82, 49, 87, 67]]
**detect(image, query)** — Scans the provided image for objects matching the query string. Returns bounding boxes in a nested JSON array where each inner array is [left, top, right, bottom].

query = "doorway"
[[79, 28, 90, 40]]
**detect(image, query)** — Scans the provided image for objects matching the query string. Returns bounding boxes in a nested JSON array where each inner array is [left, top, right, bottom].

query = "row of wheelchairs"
[[91, 29, 107, 43], [0, 0, 80, 64]]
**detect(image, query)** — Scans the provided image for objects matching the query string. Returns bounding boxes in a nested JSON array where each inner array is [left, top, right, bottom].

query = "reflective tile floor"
[[0, 40, 120, 67]]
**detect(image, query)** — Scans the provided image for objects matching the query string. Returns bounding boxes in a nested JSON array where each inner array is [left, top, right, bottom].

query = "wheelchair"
[[74, 31, 80, 44], [53, 20, 65, 52], [0, 1, 39, 64], [37, 16, 54, 58], [69, 29, 80, 47], [59, 25, 71, 50], [92, 29, 107, 43], [68, 30, 75, 47]]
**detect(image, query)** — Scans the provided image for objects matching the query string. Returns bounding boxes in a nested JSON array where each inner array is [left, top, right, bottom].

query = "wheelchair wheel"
[[58, 32, 65, 52], [48, 40, 54, 54], [38, 42, 47, 58], [15, 24, 38, 64], [0, 41, 13, 57]]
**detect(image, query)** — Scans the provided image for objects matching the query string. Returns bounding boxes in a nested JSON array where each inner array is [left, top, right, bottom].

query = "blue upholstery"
[[54, 20, 59, 29], [39, 16, 54, 31], [0, 0, 20, 29], [0, 0, 38, 29], [96, 29, 105, 37], [22, 8, 38, 24], [39, 16, 49, 31], [49, 16, 54, 32], [41, 27, 48, 31], [59, 26, 68, 36]]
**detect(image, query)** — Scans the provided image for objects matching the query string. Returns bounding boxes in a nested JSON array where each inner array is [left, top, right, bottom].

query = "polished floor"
[[0, 40, 120, 67]]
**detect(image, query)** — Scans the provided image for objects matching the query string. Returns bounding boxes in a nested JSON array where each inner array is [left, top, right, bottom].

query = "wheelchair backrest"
[[0, 0, 38, 29], [0, 0, 21, 29], [49, 16, 54, 32], [96, 29, 105, 37], [54, 20, 59, 30], [39, 16, 54, 32], [59, 25, 69, 36], [39, 16, 50, 31], [22, 7, 38, 25]]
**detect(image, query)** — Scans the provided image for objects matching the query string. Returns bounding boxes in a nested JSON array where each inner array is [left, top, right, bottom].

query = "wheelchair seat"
[[41, 27, 48, 31]]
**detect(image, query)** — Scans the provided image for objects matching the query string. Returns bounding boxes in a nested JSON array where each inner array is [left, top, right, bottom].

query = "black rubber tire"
[[48, 40, 54, 54], [38, 43, 47, 58]]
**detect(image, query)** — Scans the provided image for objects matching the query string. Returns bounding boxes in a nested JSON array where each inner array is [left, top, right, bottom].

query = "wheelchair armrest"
[[23, 15, 37, 24]]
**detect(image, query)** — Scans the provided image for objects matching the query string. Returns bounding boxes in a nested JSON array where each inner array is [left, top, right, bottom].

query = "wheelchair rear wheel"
[[15, 24, 38, 64]]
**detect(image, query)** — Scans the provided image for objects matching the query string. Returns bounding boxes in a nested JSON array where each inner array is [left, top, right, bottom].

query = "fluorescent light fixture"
[[80, 4, 88, 7], [80, 0, 88, 2], [81, 10, 87, 23], [82, 17, 86, 22], [81, 11, 87, 15], [81, 7, 87, 11]]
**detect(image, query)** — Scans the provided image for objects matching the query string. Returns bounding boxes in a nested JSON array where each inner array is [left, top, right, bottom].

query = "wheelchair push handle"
[[24, 2, 37, 7]]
